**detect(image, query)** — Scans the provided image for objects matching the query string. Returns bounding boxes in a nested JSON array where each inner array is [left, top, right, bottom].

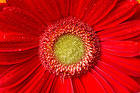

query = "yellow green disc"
[[54, 34, 85, 65]]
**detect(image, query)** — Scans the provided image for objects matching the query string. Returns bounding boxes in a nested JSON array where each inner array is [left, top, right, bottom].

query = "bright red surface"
[[0, 0, 140, 93]]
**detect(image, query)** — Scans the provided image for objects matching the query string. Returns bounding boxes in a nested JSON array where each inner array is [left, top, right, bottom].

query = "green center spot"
[[54, 34, 85, 65]]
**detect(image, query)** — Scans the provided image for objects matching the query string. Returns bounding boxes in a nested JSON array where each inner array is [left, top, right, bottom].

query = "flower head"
[[0, 0, 140, 93]]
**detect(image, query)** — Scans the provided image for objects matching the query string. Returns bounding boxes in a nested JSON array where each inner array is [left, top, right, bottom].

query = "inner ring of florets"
[[39, 17, 100, 78]]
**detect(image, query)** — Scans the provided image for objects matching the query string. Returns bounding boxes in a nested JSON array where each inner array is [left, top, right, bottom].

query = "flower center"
[[54, 34, 85, 65], [39, 17, 100, 78]]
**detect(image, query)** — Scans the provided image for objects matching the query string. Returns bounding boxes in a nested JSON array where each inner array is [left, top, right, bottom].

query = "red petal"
[[8, 0, 62, 24], [8, 0, 48, 25], [91, 69, 115, 93], [0, 56, 40, 88], [72, 77, 86, 93], [94, 0, 138, 31], [0, 30, 39, 65], [0, 48, 38, 65], [0, 3, 7, 11], [60, 78, 74, 93], [101, 41, 140, 57], [96, 61, 140, 92], [98, 20, 140, 41], [7, 0, 28, 8], [0, 65, 11, 74], [133, 77, 140, 85], [51, 77, 74, 93], [95, 66, 131, 93], [55, 0, 69, 17], [82, 0, 118, 25], [80, 72, 106, 93], [0, 7, 43, 36], [129, 4, 140, 20], [0, 31, 39, 52], [101, 51, 140, 77], [50, 77, 65, 93], [70, 0, 96, 19], [129, 35, 140, 41], [40, 74, 56, 93], [0, 65, 47, 93], [18, 65, 47, 93]]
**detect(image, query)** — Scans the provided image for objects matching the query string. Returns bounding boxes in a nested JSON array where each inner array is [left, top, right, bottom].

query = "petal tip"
[[0, 0, 7, 3], [137, 0, 140, 3]]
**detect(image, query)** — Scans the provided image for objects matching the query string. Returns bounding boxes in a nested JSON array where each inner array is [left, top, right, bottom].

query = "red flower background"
[[0, 0, 140, 93]]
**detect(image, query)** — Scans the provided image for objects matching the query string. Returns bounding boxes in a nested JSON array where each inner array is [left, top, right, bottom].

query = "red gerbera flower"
[[0, 0, 140, 93]]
